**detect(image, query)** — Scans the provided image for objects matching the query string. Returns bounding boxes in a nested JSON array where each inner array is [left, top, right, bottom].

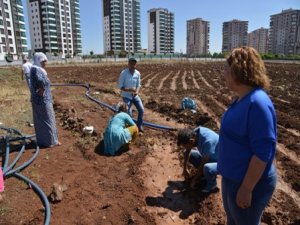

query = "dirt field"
[[0, 61, 300, 225]]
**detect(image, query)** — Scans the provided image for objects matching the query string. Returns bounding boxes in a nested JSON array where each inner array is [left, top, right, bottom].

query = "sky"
[[23, 0, 300, 54]]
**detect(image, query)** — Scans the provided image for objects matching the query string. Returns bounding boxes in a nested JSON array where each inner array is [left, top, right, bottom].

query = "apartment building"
[[186, 18, 210, 56], [103, 0, 141, 54], [222, 19, 248, 52], [269, 9, 300, 55], [247, 28, 269, 53], [148, 8, 174, 54], [0, 0, 28, 60], [27, 0, 82, 58]]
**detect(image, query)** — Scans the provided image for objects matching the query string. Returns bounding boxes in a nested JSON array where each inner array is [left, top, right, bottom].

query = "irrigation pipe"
[[14, 172, 51, 225], [52, 83, 177, 131], [0, 127, 50, 225]]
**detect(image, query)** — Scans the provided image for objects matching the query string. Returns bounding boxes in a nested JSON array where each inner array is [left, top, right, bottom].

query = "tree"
[[90, 50, 94, 56]]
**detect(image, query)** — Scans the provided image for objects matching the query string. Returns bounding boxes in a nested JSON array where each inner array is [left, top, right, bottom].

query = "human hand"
[[36, 88, 45, 96], [182, 169, 190, 180], [236, 185, 252, 209]]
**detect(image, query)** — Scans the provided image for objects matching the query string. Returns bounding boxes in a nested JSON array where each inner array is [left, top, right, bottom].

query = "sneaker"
[[139, 127, 144, 133], [201, 182, 217, 193]]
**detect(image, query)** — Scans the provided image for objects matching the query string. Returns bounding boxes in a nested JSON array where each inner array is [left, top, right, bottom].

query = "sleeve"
[[124, 113, 136, 126], [30, 67, 45, 91], [137, 72, 141, 88], [201, 140, 213, 157], [248, 101, 276, 162], [118, 71, 125, 89]]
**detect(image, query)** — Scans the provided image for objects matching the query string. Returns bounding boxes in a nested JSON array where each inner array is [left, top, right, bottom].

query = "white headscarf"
[[33, 52, 48, 67]]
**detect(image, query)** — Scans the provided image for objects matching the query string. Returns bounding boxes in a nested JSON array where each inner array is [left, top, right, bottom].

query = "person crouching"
[[103, 102, 139, 156]]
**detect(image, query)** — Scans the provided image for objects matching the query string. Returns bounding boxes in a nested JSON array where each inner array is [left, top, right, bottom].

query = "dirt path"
[[171, 70, 180, 91]]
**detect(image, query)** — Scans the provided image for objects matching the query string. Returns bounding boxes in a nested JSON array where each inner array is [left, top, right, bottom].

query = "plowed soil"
[[1, 61, 299, 225]]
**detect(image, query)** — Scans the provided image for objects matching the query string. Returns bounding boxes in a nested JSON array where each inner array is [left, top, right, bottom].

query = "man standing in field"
[[21, 57, 32, 89], [118, 58, 144, 133]]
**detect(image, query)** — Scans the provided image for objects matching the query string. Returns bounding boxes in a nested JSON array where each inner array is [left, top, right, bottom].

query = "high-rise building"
[[0, 0, 28, 60], [27, 0, 82, 58], [269, 9, 300, 55], [148, 8, 174, 54], [222, 19, 248, 52], [247, 28, 269, 54], [186, 18, 210, 56], [103, 0, 141, 54]]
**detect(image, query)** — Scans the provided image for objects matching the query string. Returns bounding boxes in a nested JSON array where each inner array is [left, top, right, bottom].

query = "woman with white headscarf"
[[30, 52, 60, 148]]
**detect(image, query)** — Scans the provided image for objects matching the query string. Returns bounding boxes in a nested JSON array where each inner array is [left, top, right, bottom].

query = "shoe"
[[201, 182, 217, 193], [138, 127, 144, 133]]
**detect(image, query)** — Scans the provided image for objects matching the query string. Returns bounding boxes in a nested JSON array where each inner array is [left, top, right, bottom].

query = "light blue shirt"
[[104, 112, 136, 155], [118, 68, 141, 100], [195, 127, 219, 162]]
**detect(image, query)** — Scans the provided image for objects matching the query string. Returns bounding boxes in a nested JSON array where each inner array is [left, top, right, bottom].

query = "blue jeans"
[[221, 171, 277, 225], [123, 96, 144, 129], [189, 150, 218, 186]]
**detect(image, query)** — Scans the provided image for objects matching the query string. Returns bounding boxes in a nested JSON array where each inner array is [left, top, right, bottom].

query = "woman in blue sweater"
[[218, 46, 277, 225]]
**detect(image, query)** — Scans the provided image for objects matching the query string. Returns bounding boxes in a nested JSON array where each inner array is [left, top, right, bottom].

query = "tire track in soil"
[[144, 72, 161, 88], [182, 70, 188, 90], [190, 70, 200, 89], [171, 70, 180, 91], [158, 71, 173, 91]]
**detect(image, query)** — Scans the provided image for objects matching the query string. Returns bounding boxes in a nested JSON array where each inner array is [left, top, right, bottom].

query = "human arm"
[[237, 99, 276, 208], [236, 155, 267, 208], [183, 149, 192, 180], [31, 67, 45, 96], [190, 155, 209, 188], [124, 113, 136, 127], [118, 71, 136, 93]]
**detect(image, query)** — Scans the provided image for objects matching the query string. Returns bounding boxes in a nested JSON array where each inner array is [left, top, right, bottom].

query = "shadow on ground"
[[145, 180, 215, 219]]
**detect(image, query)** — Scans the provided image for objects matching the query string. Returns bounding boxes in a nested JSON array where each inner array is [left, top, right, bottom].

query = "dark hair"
[[226, 46, 270, 89], [128, 57, 137, 63], [177, 128, 196, 146], [117, 102, 128, 113]]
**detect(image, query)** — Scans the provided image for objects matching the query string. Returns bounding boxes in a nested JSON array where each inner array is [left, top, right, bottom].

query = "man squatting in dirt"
[[118, 58, 145, 133], [177, 126, 219, 193]]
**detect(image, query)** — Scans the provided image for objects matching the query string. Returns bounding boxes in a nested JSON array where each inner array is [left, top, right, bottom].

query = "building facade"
[[269, 9, 300, 55], [148, 8, 174, 54], [0, 0, 28, 60], [27, 0, 82, 58], [186, 18, 209, 56], [222, 19, 248, 52], [247, 28, 269, 53], [103, 0, 141, 54]]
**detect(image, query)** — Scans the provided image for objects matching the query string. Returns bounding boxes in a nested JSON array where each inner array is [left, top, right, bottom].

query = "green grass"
[[0, 68, 20, 82], [0, 67, 32, 133]]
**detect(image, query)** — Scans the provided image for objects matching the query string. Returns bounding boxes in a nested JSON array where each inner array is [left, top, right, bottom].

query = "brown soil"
[[1, 61, 300, 225]]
